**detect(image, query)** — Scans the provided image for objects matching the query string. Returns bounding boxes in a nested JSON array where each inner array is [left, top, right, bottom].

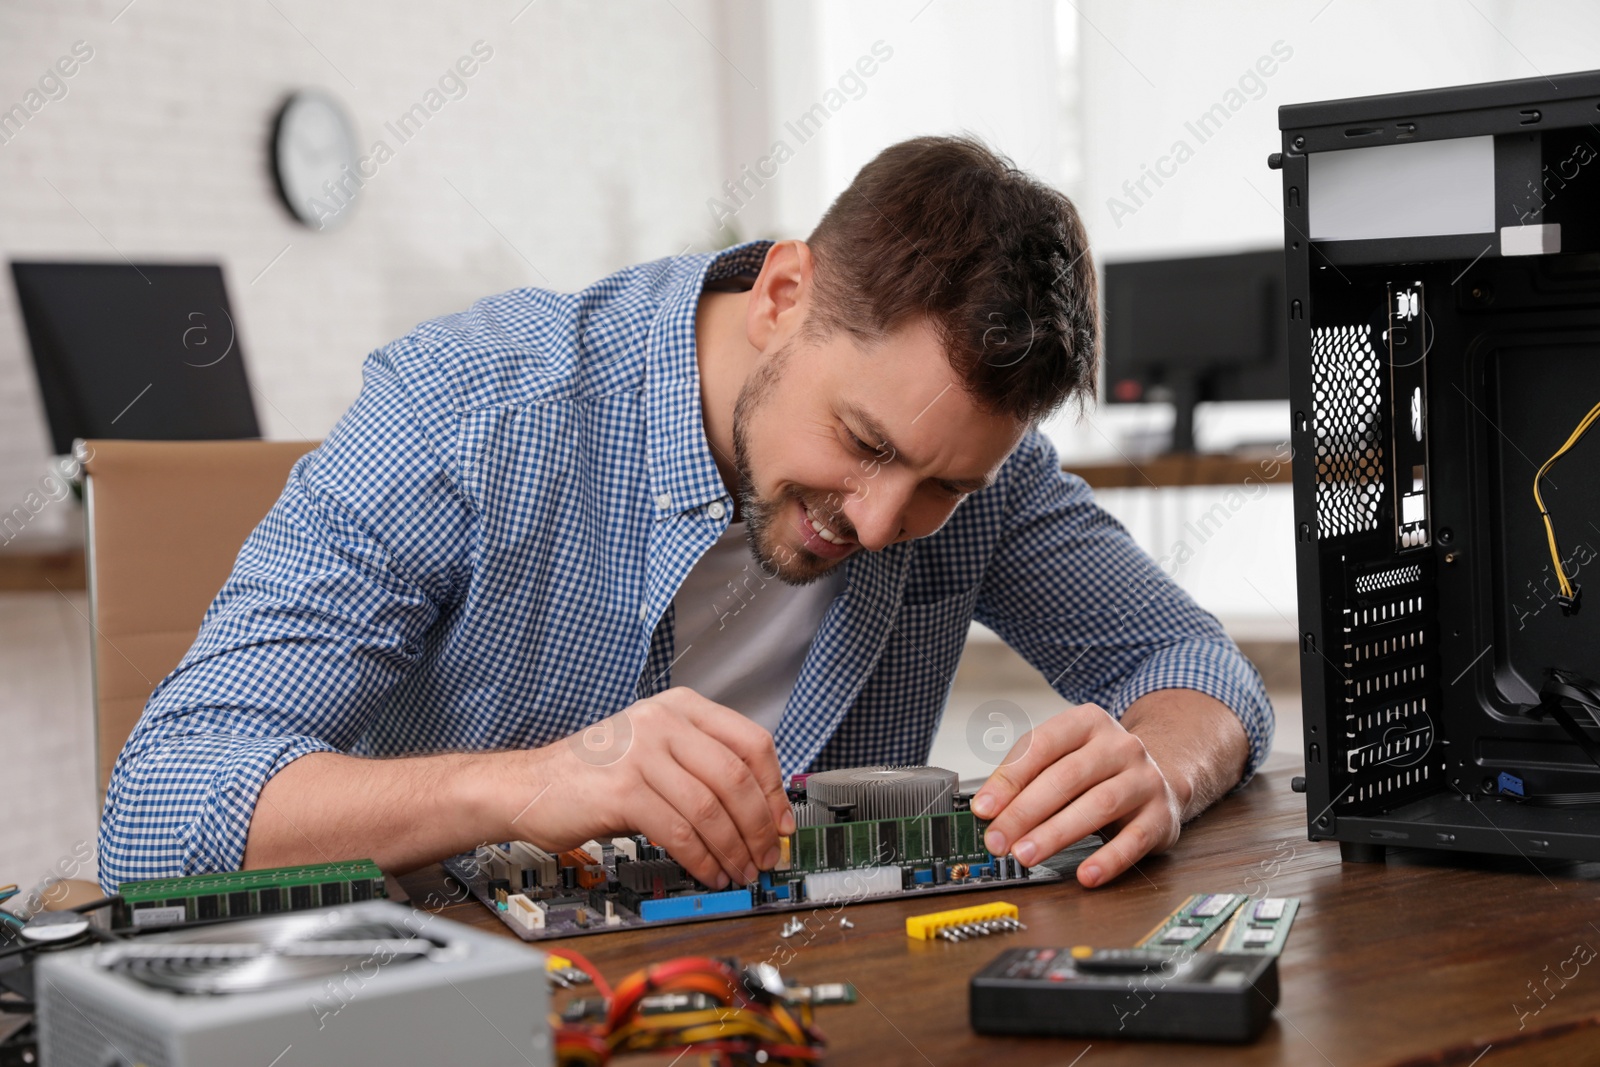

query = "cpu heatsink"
[[805, 766, 959, 820]]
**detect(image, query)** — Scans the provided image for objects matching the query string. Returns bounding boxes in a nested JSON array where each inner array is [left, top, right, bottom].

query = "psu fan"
[[37, 900, 548, 1067]]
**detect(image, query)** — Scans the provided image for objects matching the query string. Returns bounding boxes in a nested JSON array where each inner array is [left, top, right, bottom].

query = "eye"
[[844, 429, 874, 454]]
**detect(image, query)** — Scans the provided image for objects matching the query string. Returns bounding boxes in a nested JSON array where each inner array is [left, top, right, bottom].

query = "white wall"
[[1077, 0, 1520, 262], [701, 0, 1070, 248], [0, 0, 736, 546], [808, 2, 1065, 230]]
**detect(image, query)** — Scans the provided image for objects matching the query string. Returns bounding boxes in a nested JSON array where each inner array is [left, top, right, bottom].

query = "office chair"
[[82, 439, 319, 798]]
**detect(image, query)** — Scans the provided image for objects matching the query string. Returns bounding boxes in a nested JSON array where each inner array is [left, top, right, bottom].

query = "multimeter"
[[969, 945, 1279, 1042]]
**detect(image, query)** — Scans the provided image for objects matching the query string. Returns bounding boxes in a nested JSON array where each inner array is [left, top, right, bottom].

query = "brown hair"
[[805, 134, 1098, 423]]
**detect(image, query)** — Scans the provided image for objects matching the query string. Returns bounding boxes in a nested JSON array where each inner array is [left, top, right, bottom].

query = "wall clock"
[[270, 89, 359, 230]]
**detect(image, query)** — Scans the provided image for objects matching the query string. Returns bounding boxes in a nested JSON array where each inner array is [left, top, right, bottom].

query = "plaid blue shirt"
[[98, 241, 1273, 889]]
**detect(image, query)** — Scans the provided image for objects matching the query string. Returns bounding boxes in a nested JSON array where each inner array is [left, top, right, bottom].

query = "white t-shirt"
[[668, 522, 846, 733]]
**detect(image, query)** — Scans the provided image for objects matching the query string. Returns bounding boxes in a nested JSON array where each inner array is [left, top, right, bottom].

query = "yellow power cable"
[[1534, 399, 1600, 605]]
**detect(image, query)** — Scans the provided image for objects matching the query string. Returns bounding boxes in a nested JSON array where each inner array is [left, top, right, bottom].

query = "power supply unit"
[[36, 900, 548, 1066]]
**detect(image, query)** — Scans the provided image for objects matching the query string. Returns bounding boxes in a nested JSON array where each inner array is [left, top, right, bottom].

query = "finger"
[[666, 730, 783, 872], [678, 692, 792, 835], [982, 724, 1141, 857], [629, 787, 727, 889], [1078, 809, 1175, 888], [980, 743, 1102, 858], [643, 758, 758, 886], [1005, 768, 1155, 870], [970, 704, 1110, 821], [675, 690, 795, 836]]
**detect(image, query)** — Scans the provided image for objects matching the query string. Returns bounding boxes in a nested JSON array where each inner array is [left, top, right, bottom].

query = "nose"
[[843, 477, 913, 552]]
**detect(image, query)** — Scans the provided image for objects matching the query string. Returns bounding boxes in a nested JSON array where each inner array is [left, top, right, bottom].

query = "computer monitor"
[[1102, 249, 1288, 452], [12, 261, 260, 455]]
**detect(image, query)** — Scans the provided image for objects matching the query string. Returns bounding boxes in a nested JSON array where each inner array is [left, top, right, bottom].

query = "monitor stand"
[[1167, 379, 1199, 454]]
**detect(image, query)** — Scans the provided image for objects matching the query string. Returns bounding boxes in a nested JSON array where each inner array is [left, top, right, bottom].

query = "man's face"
[[731, 317, 1027, 585]]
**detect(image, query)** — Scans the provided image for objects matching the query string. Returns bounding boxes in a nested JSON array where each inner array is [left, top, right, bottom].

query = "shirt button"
[[707, 501, 726, 519], [655, 492, 672, 510], [639, 604, 650, 620]]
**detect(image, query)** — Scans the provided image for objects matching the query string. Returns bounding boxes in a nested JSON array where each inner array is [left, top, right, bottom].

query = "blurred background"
[[2, 0, 1596, 885]]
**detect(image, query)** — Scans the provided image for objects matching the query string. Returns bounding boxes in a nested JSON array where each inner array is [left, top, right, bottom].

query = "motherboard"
[[445, 766, 1094, 942]]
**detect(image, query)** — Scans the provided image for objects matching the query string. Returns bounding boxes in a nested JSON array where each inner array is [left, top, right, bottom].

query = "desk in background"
[[0, 545, 83, 592], [1067, 450, 1292, 490], [0, 454, 1293, 593]]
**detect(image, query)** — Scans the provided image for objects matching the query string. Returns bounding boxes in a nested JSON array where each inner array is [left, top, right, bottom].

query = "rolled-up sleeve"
[[974, 433, 1275, 786], [97, 343, 475, 889]]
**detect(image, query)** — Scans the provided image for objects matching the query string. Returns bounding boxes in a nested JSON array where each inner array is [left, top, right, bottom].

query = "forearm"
[[240, 690, 796, 891], [1121, 687, 1250, 821], [242, 748, 553, 874]]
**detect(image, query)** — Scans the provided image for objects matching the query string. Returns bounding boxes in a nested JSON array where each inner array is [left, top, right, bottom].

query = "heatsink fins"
[[804, 766, 959, 821], [791, 800, 833, 828]]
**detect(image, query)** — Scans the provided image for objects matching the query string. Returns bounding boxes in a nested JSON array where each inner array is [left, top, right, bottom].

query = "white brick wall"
[[0, 0, 741, 544]]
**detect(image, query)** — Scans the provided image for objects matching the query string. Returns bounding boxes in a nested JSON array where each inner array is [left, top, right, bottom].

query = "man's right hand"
[[498, 687, 796, 889]]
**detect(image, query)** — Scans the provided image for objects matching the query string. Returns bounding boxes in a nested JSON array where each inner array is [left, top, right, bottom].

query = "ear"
[[746, 240, 814, 352]]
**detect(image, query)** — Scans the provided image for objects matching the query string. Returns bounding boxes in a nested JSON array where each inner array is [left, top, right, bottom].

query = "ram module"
[[1133, 893, 1246, 951], [114, 858, 387, 928], [1216, 897, 1300, 955]]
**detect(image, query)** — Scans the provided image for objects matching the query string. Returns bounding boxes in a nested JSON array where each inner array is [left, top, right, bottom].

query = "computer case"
[[1279, 70, 1600, 863]]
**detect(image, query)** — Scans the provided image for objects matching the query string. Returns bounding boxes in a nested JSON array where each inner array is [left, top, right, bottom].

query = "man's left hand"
[[969, 702, 1184, 888]]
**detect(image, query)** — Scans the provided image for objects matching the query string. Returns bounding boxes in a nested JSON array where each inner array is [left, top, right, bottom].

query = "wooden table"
[[399, 720, 1600, 1067], [397, 712, 1600, 1067]]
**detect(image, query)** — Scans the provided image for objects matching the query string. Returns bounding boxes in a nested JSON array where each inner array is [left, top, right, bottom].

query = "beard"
[[730, 344, 853, 587]]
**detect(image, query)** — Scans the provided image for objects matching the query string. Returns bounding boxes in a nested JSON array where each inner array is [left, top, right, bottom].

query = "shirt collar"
[[645, 239, 773, 518]]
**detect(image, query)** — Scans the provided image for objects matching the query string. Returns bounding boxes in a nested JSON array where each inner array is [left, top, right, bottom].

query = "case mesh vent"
[[1311, 324, 1385, 537], [1354, 563, 1421, 595]]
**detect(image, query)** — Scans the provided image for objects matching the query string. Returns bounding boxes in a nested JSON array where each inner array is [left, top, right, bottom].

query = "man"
[[98, 136, 1272, 894]]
